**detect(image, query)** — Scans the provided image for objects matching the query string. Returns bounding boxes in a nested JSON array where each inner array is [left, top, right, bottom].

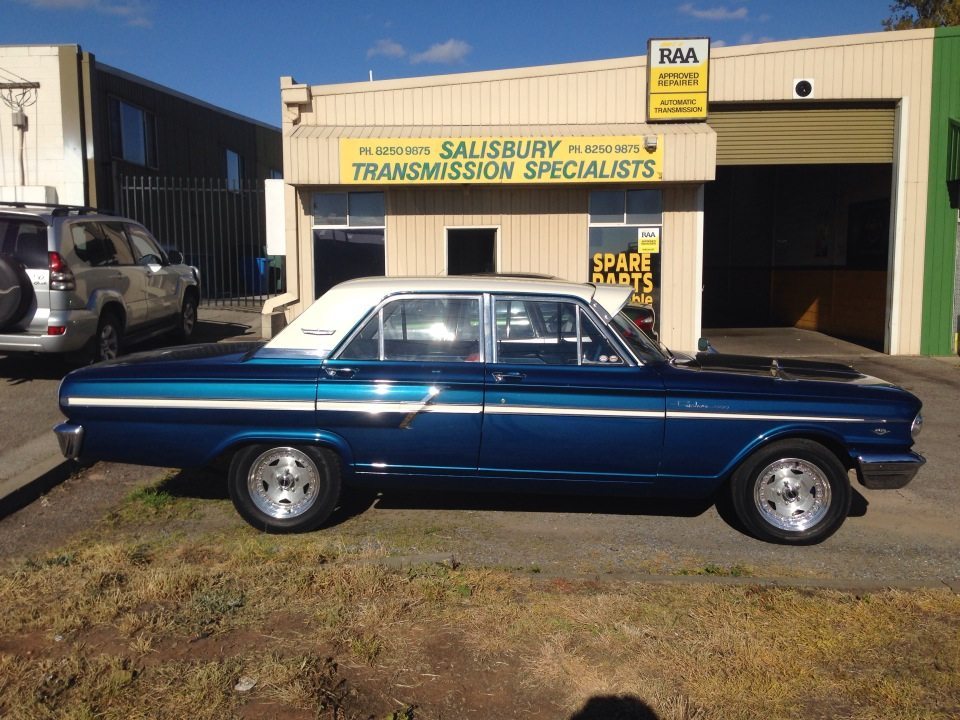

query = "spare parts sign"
[[339, 136, 663, 185], [647, 38, 710, 122]]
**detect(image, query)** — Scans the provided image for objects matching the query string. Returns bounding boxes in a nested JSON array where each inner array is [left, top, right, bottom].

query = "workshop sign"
[[590, 227, 662, 307], [647, 38, 710, 122], [339, 136, 663, 185]]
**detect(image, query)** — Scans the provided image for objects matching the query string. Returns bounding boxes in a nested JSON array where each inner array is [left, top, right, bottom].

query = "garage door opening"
[[703, 164, 892, 351], [447, 228, 497, 275]]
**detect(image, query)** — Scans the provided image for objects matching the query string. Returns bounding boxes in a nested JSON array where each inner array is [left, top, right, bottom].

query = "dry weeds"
[[0, 483, 957, 719]]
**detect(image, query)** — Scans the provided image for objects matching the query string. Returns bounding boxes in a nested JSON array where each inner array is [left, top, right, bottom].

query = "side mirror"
[[166, 249, 184, 265], [697, 337, 718, 354]]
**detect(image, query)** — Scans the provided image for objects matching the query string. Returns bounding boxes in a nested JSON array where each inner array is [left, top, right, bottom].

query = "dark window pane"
[[349, 192, 385, 226], [579, 311, 622, 365], [589, 190, 624, 223], [626, 190, 663, 225], [339, 313, 381, 360], [0, 219, 47, 267], [101, 222, 135, 265], [226, 149, 242, 190], [313, 228, 384, 298], [120, 102, 146, 165], [313, 193, 348, 225]]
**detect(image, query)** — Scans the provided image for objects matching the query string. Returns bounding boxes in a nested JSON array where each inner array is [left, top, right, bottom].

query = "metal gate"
[[118, 176, 282, 308]]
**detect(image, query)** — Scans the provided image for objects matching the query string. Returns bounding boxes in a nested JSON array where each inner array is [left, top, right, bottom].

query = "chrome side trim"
[[486, 405, 662, 419], [53, 423, 84, 459], [317, 401, 482, 414], [667, 411, 866, 423], [65, 397, 315, 411]]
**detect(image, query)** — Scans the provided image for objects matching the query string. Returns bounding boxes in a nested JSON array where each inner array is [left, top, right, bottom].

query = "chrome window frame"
[[487, 293, 640, 367], [333, 292, 486, 363]]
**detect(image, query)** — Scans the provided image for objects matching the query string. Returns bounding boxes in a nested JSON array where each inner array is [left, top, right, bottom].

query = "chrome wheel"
[[753, 457, 832, 532], [246, 446, 319, 519]]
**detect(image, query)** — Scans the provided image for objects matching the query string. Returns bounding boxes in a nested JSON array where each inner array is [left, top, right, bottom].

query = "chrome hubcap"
[[247, 447, 319, 519], [754, 457, 832, 532]]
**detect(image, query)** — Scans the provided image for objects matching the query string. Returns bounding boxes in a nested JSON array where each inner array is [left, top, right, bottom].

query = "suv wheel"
[[175, 294, 198, 341], [0, 254, 33, 330], [94, 312, 122, 362]]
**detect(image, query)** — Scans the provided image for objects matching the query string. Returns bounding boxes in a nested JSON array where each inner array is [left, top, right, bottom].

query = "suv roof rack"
[[0, 201, 114, 217]]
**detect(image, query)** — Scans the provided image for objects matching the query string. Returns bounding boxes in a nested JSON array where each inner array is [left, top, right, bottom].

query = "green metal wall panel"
[[921, 27, 960, 355]]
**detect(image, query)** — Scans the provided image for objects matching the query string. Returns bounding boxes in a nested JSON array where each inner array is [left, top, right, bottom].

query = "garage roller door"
[[710, 106, 895, 165]]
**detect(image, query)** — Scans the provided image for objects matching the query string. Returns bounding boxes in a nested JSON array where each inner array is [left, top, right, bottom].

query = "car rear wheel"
[[174, 293, 198, 341], [228, 444, 341, 533], [730, 439, 851, 544], [94, 312, 122, 362], [0, 254, 33, 330]]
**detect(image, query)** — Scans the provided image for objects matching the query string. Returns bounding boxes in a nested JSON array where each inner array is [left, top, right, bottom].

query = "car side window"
[[126, 226, 165, 265], [70, 222, 133, 267], [101, 223, 136, 266], [494, 297, 623, 366], [339, 297, 482, 362]]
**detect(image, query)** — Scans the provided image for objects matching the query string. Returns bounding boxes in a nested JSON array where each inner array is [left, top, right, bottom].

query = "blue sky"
[[0, 0, 898, 126]]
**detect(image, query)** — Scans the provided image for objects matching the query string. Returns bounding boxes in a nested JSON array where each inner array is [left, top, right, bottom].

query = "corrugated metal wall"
[[282, 29, 938, 354], [710, 106, 896, 165]]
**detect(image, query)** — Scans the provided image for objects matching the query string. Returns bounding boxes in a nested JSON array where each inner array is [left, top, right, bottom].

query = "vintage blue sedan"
[[54, 276, 924, 544]]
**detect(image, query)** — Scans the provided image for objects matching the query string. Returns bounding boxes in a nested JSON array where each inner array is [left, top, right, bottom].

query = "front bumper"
[[855, 451, 925, 489], [54, 423, 84, 460]]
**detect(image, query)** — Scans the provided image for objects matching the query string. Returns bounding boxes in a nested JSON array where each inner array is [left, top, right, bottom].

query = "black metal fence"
[[118, 176, 283, 308]]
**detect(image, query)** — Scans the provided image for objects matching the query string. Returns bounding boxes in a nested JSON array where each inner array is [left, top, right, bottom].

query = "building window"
[[588, 189, 663, 322], [226, 149, 243, 190], [312, 191, 386, 298], [108, 97, 157, 168]]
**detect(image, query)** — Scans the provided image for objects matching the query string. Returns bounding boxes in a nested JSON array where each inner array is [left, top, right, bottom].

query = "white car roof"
[[266, 276, 632, 355]]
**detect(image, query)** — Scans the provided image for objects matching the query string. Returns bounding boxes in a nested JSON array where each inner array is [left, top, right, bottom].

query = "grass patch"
[[0, 519, 957, 718]]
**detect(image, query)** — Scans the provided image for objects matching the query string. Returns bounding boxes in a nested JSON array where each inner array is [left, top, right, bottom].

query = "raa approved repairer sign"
[[647, 38, 710, 122], [339, 136, 663, 185]]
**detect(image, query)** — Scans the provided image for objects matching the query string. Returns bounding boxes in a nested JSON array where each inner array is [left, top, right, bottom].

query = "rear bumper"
[[855, 451, 925, 490], [0, 312, 97, 353], [53, 423, 84, 460]]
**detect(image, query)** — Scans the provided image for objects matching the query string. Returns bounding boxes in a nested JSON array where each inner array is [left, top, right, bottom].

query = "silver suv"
[[0, 202, 200, 362]]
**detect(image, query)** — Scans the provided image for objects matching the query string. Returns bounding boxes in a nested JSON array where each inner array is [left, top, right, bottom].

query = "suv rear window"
[[0, 217, 48, 268]]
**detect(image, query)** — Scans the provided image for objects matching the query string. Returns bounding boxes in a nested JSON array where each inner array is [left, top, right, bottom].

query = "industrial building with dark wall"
[[269, 27, 960, 356], [0, 44, 281, 219]]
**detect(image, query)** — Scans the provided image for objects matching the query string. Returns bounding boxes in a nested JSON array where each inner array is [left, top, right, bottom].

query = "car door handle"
[[492, 371, 526, 383], [324, 367, 357, 379]]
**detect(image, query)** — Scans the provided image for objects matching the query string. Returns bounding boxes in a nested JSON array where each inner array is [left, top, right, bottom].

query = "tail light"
[[49, 251, 76, 291]]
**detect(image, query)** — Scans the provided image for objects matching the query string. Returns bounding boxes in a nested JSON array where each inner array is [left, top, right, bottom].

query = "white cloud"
[[678, 3, 748, 21], [411, 38, 472, 65], [18, 0, 152, 27], [367, 38, 406, 59], [712, 39, 727, 47]]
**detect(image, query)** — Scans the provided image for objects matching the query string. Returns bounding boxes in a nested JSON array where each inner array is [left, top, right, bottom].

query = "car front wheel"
[[730, 439, 851, 544], [227, 444, 341, 533]]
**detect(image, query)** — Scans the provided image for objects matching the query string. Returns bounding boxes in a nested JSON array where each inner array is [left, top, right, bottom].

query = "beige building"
[[267, 28, 960, 356]]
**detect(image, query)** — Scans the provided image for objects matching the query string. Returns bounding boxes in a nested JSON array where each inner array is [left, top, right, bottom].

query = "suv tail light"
[[49, 251, 76, 291]]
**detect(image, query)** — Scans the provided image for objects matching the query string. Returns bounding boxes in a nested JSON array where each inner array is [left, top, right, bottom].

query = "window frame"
[[489, 293, 639, 367], [335, 293, 485, 363], [108, 96, 158, 169]]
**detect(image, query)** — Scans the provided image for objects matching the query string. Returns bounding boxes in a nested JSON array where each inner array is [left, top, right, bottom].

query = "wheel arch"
[[721, 426, 855, 485], [208, 430, 355, 479]]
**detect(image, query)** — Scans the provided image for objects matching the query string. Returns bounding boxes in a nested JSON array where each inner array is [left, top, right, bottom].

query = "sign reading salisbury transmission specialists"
[[647, 38, 710, 122], [339, 136, 663, 185]]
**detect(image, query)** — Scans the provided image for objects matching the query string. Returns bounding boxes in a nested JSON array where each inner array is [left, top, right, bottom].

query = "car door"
[[319, 294, 485, 478], [479, 295, 665, 485], [124, 223, 181, 323], [70, 221, 150, 330]]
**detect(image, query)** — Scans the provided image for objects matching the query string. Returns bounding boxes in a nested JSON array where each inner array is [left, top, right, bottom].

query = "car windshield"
[[609, 311, 669, 363]]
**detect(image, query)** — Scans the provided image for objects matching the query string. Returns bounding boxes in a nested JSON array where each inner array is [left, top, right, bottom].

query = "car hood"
[[688, 352, 883, 384]]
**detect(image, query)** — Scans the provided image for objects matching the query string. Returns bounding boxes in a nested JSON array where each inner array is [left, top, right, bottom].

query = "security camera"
[[793, 79, 814, 99]]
